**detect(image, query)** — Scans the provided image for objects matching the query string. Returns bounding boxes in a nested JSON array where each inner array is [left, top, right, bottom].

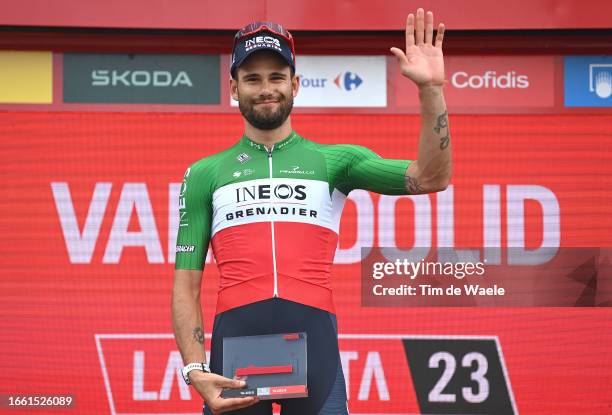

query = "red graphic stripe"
[[236, 365, 293, 376]]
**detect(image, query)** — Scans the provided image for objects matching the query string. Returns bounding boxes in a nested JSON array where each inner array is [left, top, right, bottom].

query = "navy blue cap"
[[231, 31, 295, 78]]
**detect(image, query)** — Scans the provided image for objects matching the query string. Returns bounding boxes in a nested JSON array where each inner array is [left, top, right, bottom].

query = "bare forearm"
[[409, 85, 452, 192], [172, 270, 206, 364]]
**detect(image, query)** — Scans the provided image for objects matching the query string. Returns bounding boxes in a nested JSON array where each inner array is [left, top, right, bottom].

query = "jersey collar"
[[240, 131, 301, 153]]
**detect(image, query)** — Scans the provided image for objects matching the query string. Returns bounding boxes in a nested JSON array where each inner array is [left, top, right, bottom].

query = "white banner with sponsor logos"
[[294, 56, 387, 107]]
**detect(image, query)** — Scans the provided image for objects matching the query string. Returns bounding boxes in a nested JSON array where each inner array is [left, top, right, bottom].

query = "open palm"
[[390, 9, 445, 87]]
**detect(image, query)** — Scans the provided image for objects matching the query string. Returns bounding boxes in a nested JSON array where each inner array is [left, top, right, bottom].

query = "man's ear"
[[230, 77, 239, 101], [292, 74, 300, 98]]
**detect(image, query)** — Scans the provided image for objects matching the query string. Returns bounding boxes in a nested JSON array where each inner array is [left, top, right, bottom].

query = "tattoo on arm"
[[433, 110, 451, 150], [440, 133, 450, 150], [406, 176, 424, 194], [192, 327, 204, 344], [433, 110, 448, 133]]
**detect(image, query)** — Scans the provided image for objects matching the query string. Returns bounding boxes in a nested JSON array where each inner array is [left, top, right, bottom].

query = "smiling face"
[[231, 50, 299, 130]]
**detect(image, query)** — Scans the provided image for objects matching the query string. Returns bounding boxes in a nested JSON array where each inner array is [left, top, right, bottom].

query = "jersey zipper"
[[267, 146, 279, 298]]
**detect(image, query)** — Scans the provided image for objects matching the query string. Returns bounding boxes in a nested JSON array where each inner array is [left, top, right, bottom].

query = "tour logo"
[[63, 53, 220, 104]]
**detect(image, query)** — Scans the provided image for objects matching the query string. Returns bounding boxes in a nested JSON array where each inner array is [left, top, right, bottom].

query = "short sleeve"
[[343, 145, 412, 195], [175, 164, 213, 270]]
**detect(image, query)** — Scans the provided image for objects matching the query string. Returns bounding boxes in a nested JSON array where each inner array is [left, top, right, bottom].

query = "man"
[[172, 8, 450, 414]]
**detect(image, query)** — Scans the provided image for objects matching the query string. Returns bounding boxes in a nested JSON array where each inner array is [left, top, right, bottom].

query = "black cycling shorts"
[[203, 298, 349, 415]]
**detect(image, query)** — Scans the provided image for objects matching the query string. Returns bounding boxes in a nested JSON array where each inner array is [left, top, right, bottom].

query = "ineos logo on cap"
[[244, 36, 282, 52]]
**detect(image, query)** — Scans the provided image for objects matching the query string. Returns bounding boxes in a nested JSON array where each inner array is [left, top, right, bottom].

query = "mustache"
[[253, 95, 284, 104]]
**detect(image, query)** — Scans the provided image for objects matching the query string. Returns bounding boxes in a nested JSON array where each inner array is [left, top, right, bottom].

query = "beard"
[[238, 92, 293, 130]]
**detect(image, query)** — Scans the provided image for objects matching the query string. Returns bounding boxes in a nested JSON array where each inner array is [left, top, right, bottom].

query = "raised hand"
[[390, 8, 445, 88]]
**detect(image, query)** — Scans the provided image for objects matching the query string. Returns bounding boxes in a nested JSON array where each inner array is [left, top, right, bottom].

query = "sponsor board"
[[230, 56, 387, 107], [63, 54, 220, 104], [295, 56, 386, 107], [95, 333, 515, 414], [564, 56, 612, 107], [395, 56, 555, 111], [0, 51, 53, 103]]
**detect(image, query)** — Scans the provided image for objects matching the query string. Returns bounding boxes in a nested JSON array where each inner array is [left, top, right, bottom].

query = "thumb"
[[389, 47, 406, 60]]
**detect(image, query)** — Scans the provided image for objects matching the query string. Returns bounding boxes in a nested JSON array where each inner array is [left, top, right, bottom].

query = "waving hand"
[[390, 8, 445, 88]]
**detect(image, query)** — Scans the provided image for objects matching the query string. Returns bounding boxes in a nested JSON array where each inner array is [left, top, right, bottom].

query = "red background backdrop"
[[1, 1, 612, 413], [1, 112, 611, 414]]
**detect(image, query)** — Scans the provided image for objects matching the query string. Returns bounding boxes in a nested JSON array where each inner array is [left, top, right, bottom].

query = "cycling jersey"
[[175, 131, 412, 315]]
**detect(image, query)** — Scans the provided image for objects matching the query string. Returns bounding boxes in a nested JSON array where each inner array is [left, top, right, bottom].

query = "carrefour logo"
[[299, 71, 364, 92], [334, 71, 363, 91]]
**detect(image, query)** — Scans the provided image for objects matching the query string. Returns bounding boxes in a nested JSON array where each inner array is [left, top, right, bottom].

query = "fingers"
[[405, 13, 415, 48], [425, 11, 434, 45], [220, 397, 259, 410], [214, 375, 247, 389], [435, 23, 445, 48], [209, 396, 259, 414], [406, 8, 443, 48], [415, 8, 424, 45]]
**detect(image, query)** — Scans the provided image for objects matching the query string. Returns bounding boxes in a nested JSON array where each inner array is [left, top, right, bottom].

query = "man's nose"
[[259, 79, 274, 93], [258, 81, 274, 98]]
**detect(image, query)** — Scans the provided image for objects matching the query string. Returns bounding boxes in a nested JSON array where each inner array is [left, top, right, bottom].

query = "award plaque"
[[221, 332, 308, 400]]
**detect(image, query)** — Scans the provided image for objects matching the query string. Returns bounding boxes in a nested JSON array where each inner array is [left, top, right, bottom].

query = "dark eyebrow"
[[269, 71, 288, 78], [241, 73, 261, 81]]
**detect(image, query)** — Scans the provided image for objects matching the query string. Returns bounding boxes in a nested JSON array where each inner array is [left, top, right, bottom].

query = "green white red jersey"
[[175, 131, 412, 315]]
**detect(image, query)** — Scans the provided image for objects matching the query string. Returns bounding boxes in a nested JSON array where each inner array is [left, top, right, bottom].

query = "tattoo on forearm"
[[434, 110, 451, 150], [440, 133, 450, 149], [192, 327, 204, 344], [433, 110, 448, 133], [406, 176, 423, 194]]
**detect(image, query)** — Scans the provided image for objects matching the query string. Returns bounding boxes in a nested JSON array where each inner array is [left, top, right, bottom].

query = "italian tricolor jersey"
[[175, 131, 412, 315]]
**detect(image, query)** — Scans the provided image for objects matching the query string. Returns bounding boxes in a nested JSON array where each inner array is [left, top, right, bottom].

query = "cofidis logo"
[[564, 56, 612, 107]]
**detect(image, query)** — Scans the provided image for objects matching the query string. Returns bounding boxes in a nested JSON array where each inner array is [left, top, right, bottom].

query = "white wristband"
[[181, 362, 211, 385]]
